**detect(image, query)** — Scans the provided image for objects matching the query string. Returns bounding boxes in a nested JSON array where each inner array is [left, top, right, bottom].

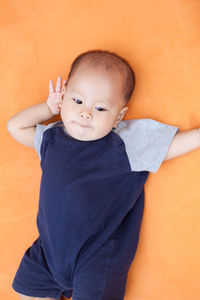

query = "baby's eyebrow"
[[70, 89, 85, 98]]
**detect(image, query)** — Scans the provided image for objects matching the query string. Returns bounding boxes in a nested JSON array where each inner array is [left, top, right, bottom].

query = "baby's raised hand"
[[46, 76, 67, 115]]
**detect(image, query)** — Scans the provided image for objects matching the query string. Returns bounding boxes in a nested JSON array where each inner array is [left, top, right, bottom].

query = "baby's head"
[[60, 49, 135, 141]]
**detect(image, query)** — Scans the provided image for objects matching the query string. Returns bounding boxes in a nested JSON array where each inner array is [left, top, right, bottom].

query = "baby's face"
[[60, 66, 128, 141]]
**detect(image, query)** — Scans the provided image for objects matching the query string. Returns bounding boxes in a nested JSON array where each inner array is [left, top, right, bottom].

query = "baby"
[[7, 49, 200, 300]]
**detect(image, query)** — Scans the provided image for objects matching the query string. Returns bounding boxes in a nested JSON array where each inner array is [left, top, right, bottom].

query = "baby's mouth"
[[75, 121, 90, 128]]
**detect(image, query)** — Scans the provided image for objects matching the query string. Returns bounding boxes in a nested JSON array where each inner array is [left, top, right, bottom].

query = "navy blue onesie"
[[12, 119, 179, 300]]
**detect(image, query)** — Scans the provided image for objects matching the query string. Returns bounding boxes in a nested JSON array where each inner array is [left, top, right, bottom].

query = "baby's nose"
[[80, 111, 92, 120]]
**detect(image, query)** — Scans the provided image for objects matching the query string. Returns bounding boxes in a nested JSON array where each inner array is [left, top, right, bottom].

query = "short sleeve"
[[34, 121, 62, 160], [114, 118, 179, 173]]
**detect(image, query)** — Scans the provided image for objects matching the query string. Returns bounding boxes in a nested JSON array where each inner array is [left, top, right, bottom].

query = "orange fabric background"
[[1, 1, 200, 299]]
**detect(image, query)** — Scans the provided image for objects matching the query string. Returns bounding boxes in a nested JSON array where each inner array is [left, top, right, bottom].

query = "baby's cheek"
[[61, 104, 71, 117]]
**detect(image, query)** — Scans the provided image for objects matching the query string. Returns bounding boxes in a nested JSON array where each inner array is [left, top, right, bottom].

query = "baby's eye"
[[96, 107, 106, 112], [73, 98, 82, 104], [72, 98, 106, 112]]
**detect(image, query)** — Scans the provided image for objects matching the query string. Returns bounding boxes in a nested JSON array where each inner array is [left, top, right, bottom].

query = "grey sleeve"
[[114, 118, 179, 173], [34, 121, 62, 160]]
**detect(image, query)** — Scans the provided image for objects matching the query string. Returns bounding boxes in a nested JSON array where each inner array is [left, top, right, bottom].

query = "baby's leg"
[[17, 292, 61, 300], [12, 238, 69, 300], [72, 192, 145, 299]]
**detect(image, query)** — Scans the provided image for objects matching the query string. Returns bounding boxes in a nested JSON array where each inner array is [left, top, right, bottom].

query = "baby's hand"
[[46, 76, 67, 115]]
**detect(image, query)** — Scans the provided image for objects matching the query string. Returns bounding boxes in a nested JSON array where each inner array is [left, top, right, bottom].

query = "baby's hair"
[[66, 49, 136, 105]]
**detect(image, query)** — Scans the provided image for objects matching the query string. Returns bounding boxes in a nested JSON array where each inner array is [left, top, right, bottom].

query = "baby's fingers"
[[55, 76, 62, 92], [49, 80, 54, 95]]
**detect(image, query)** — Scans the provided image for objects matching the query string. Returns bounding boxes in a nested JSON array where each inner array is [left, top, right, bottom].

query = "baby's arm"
[[163, 128, 200, 161], [7, 102, 54, 147], [7, 76, 65, 147]]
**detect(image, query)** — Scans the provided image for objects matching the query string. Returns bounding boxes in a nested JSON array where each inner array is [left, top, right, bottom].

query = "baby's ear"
[[61, 80, 68, 92], [120, 106, 128, 119], [61, 85, 66, 95], [61, 86, 65, 93], [60, 91, 65, 102]]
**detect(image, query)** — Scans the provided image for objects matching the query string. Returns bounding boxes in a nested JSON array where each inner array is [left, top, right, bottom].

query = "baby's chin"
[[64, 125, 94, 141], [64, 122, 108, 141]]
